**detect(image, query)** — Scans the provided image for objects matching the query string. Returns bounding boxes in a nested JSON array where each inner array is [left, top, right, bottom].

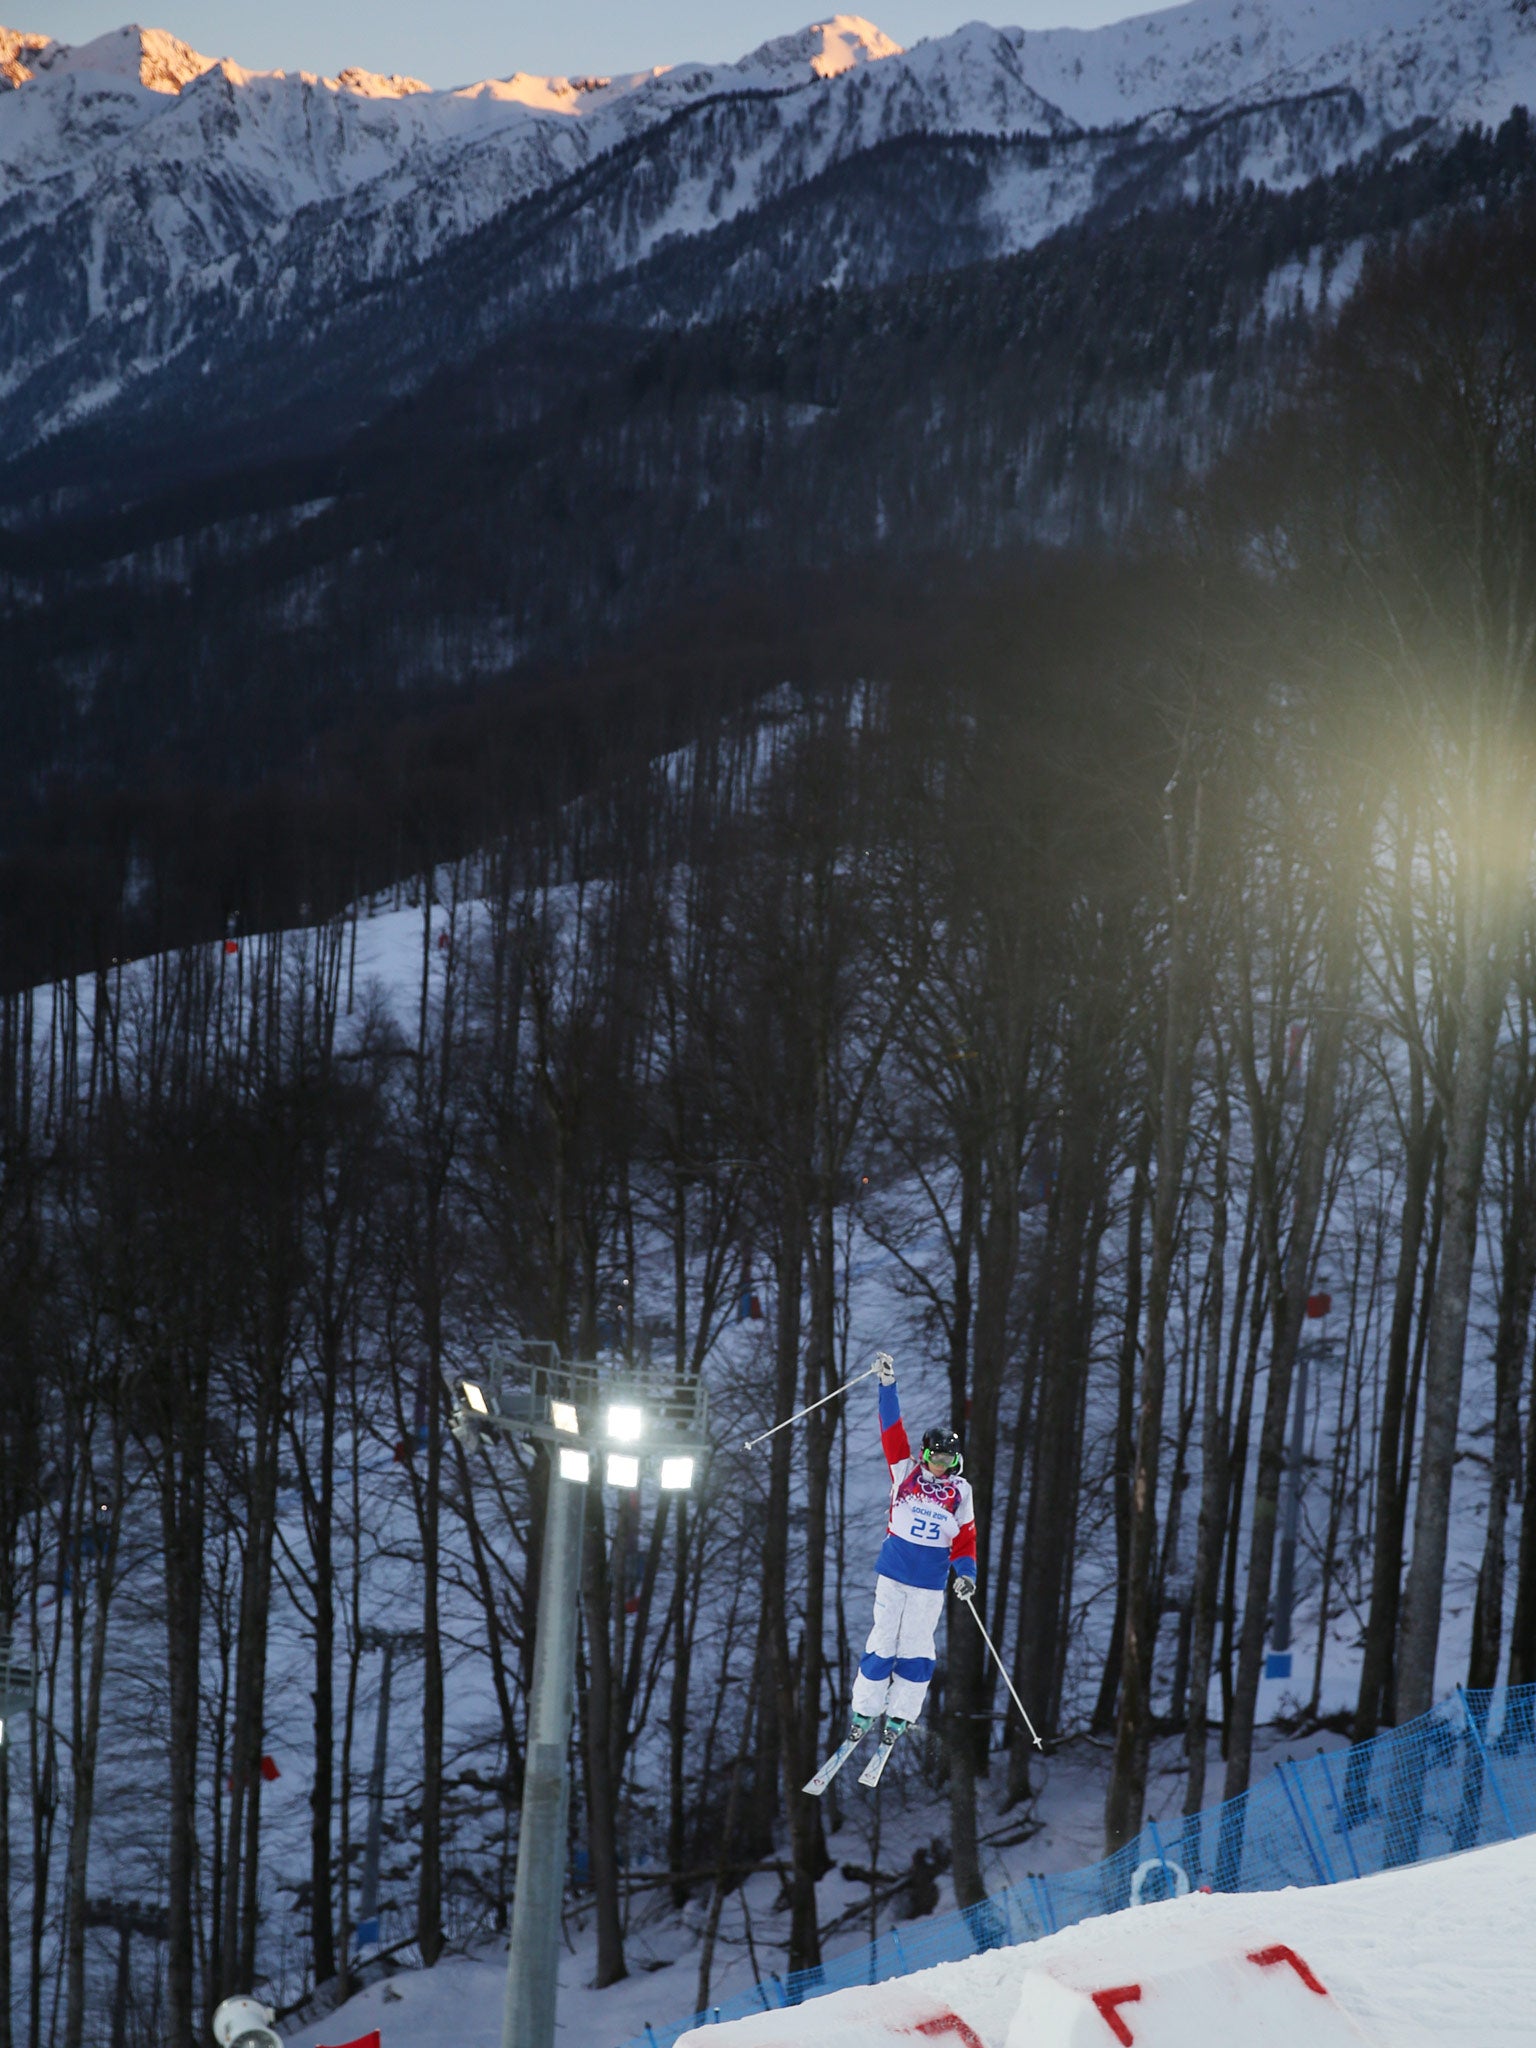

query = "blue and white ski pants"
[[851, 1574, 944, 1723]]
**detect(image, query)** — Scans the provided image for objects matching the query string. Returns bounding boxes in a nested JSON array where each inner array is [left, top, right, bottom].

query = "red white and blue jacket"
[[875, 1379, 977, 1592]]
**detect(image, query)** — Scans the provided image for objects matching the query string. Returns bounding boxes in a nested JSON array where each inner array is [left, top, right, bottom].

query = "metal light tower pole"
[[503, 1452, 585, 2048], [450, 1346, 706, 2048]]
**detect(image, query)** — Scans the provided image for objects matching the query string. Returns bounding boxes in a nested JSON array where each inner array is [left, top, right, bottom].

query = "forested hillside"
[[5, 196, 1536, 2041], [3, 113, 1534, 999]]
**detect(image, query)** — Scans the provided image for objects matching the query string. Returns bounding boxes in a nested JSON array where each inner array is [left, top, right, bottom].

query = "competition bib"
[[889, 1471, 960, 1547]]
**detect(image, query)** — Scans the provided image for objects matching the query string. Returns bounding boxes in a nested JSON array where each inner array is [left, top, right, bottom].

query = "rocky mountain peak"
[[130, 23, 214, 91], [739, 14, 904, 83], [3, 20, 216, 93], [334, 65, 433, 99], [0, 25, 52, 87]]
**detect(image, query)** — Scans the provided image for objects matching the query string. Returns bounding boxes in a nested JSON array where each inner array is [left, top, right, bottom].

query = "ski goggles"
[[922, 1447, 961, 1473]]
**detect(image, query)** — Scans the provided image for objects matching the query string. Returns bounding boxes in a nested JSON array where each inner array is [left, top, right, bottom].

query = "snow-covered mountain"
[[4, 0, 1536, 476]]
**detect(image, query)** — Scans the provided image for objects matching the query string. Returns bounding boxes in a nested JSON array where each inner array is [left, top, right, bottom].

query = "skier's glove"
[[952, 1575, 976, 1601], [873, 1352, 896, 1386]]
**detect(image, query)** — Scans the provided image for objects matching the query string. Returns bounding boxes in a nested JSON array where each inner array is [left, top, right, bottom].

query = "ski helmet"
[[921, 1425, 963, 1475]]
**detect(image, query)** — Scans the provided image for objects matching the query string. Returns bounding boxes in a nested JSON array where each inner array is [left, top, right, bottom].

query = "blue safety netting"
[[617, 1682, 1536, 2047]]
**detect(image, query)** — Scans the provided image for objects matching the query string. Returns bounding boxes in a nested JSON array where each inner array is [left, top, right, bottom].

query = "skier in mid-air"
[[837, 1351, 976, 1781], [794, 1350, 1033, 1795]]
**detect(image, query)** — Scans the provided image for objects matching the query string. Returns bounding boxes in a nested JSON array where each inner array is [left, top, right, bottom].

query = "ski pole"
[[742, 1357, 885, 1452], [964, 1595, 1044, 1750]]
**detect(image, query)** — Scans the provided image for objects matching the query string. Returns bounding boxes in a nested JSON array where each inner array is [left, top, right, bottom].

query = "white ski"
[[803, 1728, 871, 1797], [858, 1735, 902, 1788]]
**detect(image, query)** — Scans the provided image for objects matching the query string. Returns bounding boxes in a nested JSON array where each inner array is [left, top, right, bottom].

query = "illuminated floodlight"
[[606, 1452, 640, 1489], [607, 1404, 644, 1444], [460, 1380, 489, 1417], [558, 1447, 592, 1484], [659, 1457, 695, 1492], [551, 1400, 580, 1435]]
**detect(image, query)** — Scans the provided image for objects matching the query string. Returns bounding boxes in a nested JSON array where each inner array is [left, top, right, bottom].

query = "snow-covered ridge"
[[4, 1, 1536, 468], [1, 20, 214, 90], [0, 13, 905, 121], [10, 0, 1527, 148], [0, 15, 920, 279], [1019, 0, 1536, 133]]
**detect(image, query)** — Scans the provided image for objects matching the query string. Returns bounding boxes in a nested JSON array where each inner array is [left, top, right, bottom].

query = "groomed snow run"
[[677, 1835, 1536, 2048]]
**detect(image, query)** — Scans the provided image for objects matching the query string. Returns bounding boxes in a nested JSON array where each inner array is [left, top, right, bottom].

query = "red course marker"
[[1247, 1945, 1328, 1995], [1091, 1984, 1143, 2044], [913, 2014, 986, 2048]]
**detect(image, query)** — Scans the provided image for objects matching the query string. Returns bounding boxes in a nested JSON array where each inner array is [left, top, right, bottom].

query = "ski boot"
[[848, 1710, 877, 1744], [857, 1713, 910, 1786]]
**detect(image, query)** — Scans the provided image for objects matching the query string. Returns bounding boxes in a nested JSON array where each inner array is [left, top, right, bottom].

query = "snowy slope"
[[277, 1830, 1536, 2047], [0, 15, 946, 285], [5, 2, 1536, 464], [1017, 0, 1536, 134], [675, 1834, 1536, 2047]]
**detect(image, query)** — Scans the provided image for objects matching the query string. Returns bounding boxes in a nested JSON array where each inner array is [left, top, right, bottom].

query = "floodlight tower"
[[450, 1346, 707, 2048]]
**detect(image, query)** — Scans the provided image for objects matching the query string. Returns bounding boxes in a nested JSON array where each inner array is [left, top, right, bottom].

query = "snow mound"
[[1005, 1947, 1378, 2045], [678, 1835, 1536, 2047]]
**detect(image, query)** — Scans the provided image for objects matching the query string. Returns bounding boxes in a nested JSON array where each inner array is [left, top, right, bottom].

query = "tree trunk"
[[159, 1366, 209, 2048], [1092, 1125, 1151, 1733], [62, 1430, 124, 2048], [1224, 820, 1362, 1800], [307, 1334, 340, 1988], [1106, 785, 1204, 1854], [1353, 1087, 1440, 1740], [949, 1179, 1019, 1904], [1506, 1321, 1536, 1686], [219, 1359, 281, 2000], [1397, 916, 1503, 1718], [0, 1710, 10, 2048], [1218, 1255, 1266, 1738], [418, 1344, 446, 1965], [1183, 1072, 1231, 1815], [693, 1666, 760, 2015], [780, 1147, 841, 1971], [759, 1191, 820, 1966], [1011, 1106, 1095, 1799], [1103, 1128, 1184, 1851], [1469, 1040, 1536, 1690]]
